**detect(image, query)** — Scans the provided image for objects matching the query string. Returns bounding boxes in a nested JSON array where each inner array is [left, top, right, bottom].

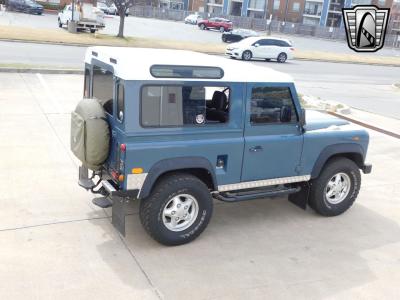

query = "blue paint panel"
[[241, 82, 304, 181], [320, 0, 330, 26], [301, 128, 369, 175], [223, 0, 229, 15], [242, 0, 250, 16], [123, 81, 245, 186]]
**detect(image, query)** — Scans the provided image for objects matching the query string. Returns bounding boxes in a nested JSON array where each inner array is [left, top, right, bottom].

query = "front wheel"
[[242, 50, 252, 61], [309, 157, 361, 216], [219, 26, 225, 33], [277, 52, 287, 63], [199, 24, 206, 30], [139, 173, 213, 246], [90, 28, 96, 33]]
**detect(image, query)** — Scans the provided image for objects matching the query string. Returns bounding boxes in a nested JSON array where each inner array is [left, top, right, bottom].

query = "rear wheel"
[[242, 50, 252, 61], [90, 28, 96, 33], [58, 18, 62, 28], [309, 157, 361, 216], [277, 52, 287, 63], [140, 173, 213, 246]]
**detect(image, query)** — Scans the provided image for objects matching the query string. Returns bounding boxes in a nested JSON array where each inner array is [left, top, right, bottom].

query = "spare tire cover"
[[71, 98, 110, 170]]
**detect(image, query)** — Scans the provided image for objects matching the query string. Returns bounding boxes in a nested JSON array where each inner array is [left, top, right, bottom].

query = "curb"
[[0, 67, 83, 74], [327, 111, 400, 140], [0, 38, 399, 67]]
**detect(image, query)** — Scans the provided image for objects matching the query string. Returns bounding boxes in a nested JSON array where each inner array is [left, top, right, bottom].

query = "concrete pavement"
[[0, 73, 400, 299]]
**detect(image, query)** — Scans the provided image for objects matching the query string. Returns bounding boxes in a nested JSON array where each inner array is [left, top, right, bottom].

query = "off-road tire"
[[242, 50, 252, 61], [139, 173, 213, 246], [309, 157, 361, 216]]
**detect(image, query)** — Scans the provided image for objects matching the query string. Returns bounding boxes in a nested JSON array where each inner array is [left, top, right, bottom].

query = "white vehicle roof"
[[85, 47, 294, 83]]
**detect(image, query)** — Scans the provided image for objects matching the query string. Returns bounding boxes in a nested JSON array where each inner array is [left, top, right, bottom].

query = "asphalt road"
[[1, 10, 400, 58], [1, 40, 399, 119]]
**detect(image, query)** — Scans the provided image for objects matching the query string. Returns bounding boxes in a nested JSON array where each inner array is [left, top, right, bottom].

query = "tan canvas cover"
[[70, 98, 110, 170]]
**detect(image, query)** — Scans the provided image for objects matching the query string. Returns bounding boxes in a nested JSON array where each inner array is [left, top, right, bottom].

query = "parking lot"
[[1, 10, 399, 58], [1, 72, 400, 299]]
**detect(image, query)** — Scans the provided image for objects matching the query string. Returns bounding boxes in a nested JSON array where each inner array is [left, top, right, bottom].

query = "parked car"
[[226, 36, 295, 63], [198, 17, 232, 32], [97, 2, 116, 15], [184, 13, 202, 25], [222, 29, 259, 43], [7, 0, 43, 14], [58, 3, 105, 33], [71, 46, 371, 246]]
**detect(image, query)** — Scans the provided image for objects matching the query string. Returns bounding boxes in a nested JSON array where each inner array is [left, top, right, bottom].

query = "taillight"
[[120, 143, 126, 152], [290, 48, 295, 51], [111, 170, 119, 180]]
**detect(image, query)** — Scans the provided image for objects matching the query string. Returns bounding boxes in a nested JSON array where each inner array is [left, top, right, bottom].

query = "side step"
[[78, 166, 95, 190], [92, 197, 113, 208], [215, 186, 300, 202]]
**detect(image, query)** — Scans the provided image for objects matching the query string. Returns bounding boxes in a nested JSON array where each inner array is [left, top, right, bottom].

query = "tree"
[[108, 0, 160, 38], [109, 0, 135, 38]]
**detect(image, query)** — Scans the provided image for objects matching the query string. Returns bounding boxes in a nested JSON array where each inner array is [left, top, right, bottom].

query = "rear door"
[[210, 18, 218, 28], [91, 64, 121, 172], [241, 83, 304, 181]]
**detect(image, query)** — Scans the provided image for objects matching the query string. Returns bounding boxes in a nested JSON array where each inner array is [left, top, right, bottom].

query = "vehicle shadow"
[[89, 197, 400, 298]]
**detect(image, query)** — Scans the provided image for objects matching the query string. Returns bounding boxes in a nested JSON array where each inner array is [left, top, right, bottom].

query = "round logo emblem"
[[195, 114, 205, 124]]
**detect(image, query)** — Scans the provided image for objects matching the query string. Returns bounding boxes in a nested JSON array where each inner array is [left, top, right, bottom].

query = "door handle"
[[249, 146, 263, 152]]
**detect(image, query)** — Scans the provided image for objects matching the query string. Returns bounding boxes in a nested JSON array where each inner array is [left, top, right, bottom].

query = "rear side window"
[[259, 39, 273, 46], [250, 87, 298, 124], [93, 65, 113, 114], [141, 85, 230, 127], [276, 40, 291, 47]]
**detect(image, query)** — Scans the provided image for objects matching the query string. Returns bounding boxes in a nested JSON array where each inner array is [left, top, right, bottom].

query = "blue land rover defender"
[[71, 47, 372, 246]]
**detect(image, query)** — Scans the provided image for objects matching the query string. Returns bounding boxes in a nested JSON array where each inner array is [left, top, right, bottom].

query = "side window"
[[83, 68, 90, 98], [141, 85, 230, 127], [260, 39, 273, 46], [92, 65, 114, 115], [250, 86, 298, 124], [116, 83, 124, 122]]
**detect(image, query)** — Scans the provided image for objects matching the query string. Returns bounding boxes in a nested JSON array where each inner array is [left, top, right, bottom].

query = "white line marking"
[[36, 73, 62, 113]]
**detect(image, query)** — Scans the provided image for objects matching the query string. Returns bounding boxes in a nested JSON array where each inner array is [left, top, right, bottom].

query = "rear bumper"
[[101, 180, 139, 198], [362, 163, 372, 174]]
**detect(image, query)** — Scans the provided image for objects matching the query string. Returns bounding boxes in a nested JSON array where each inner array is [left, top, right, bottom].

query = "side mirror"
[[280, 105, 292, 123], [299, 108, 306, 127]]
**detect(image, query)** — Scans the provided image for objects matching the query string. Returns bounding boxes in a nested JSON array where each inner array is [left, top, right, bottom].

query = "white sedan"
[[184, 14, 202, 25], [225, 37, 294, 63]]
